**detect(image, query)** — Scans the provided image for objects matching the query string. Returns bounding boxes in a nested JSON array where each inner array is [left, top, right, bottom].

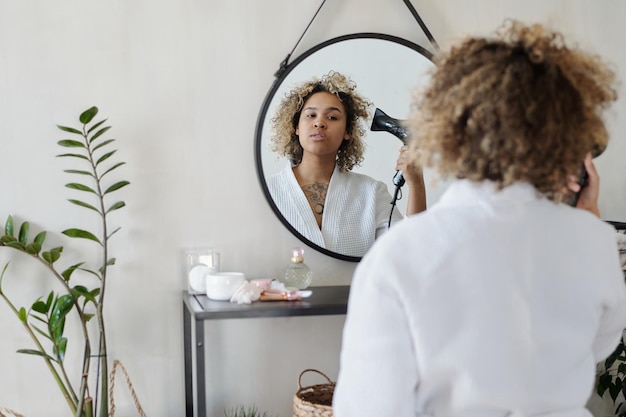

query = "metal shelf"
[[183, 285, 349, 417]]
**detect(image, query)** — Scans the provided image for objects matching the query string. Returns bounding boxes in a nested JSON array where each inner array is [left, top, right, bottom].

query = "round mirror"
[[255, 33, 440, 262]]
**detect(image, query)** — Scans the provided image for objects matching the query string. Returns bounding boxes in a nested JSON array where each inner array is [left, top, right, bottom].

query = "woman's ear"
[[344, 132, 350, 140]]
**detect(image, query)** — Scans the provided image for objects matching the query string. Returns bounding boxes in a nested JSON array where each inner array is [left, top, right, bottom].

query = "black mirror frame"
[[254, 32, 433, 262]]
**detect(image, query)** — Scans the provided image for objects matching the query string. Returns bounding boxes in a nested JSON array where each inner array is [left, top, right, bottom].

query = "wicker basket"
[[0, 407, 25, 417], [293, 369, 335, 417]]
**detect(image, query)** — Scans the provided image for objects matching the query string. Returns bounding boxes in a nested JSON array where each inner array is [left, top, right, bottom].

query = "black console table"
[[183, 285, 350, 417]]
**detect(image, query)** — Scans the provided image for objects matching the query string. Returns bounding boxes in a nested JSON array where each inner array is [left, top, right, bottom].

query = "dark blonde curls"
[[409, 20, 617, 200], [270, 71, 372, 172]]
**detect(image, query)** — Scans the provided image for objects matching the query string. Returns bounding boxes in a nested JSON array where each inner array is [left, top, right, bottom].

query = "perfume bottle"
[[282, 247, 312, 290]]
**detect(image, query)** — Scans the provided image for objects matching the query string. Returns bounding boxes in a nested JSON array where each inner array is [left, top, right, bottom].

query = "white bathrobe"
[[267, 163, 402, 257], [334, 179, 626, 417]]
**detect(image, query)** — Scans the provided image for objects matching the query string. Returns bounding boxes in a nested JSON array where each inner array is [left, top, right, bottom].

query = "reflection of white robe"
[[267, 163, 402, 257]]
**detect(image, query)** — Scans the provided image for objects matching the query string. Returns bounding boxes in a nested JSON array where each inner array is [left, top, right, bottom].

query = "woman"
[[334, 21, 626, 417], [267, 71, 426, 257]]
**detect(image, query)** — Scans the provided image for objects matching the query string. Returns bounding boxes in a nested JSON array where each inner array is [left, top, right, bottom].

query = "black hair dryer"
[[370, 108, 410, 187], [570, 142, 606, 207]]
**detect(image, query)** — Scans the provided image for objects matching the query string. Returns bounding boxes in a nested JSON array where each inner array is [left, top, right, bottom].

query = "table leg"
[[184, 302, 193, 417], [196, 317, 206, 417], [184, 302, 207, 417]]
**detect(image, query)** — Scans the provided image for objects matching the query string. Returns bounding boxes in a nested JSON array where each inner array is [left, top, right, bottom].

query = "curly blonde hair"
[[409, 20, 617, 200], [270, 71, 372, 172]]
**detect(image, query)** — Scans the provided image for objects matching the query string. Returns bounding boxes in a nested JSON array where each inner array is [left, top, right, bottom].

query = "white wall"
[[0, 1, 624, 416]]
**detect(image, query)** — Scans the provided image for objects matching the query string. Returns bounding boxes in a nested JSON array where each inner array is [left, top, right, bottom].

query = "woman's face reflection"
[[296, 92, 351, 161]]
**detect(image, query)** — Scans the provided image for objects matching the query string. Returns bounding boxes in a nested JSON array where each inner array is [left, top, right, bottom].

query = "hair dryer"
[[570, 140, 607, 207], [370, 108, 410, 187]]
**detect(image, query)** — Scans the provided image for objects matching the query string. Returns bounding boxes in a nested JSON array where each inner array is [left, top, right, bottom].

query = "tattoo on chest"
[[301, 183, 328, 218]]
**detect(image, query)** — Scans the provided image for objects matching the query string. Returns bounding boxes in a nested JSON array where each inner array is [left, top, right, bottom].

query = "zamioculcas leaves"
[[92, 139, 115, 152], [68, 199, 100, 213], [29, 314, 47, 325], [0, 235, 16, 245], [42, 247, 63, 264], [104, 181, 130, 195], [57, 140, 85, 148], [596, 372, 611, 397], [31, 299, 49, 314], [49, 294, 74, 338], [32, 324, 53, 341], [87, 118, 106, 134], [106, 202, 125, 214], [57, 153, 89, 161], [96, 150, 116, 166], [5, 241, 25, 250], [57, 125, 82, 135], [5, 215, 14, 236], [45, 291, 54, 310], [79, 106, 98, 124], [63, 169, 94, 177], [61, 262, 85, 281], [610, 381, 621, 401], [71, 285, 97, 305], [97, 259, 116, 275], [606, 348, 621, 368], [18, 222, 29, 245], [34, 231, 46, 246], [100, 162, 126, 178], [62, 228, 101, 244], [90, 126, 111, 143], [25, 242, 41, 255], [53, 337, 68, 362], [16, 349, 57, 362], [65, 183, 96, 194], [18, 307, 27, 323]]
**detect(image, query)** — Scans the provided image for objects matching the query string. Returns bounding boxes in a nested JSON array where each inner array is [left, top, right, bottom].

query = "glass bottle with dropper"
[[282, 247, 313, 290]]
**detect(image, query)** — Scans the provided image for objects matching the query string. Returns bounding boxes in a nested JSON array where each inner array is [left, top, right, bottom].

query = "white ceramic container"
[[205, 272, 246, 301]]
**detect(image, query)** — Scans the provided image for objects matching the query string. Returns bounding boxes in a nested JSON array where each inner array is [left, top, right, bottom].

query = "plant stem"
[[35, 255, 94, 399], [82, 123, 110, 417], [0, 290, 78, 415]]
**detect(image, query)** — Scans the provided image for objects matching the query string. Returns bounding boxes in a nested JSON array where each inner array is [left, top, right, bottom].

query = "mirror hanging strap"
[[273, 0, 439, 78], [274, 0, 328, 78], [402, 0, 440, 53]]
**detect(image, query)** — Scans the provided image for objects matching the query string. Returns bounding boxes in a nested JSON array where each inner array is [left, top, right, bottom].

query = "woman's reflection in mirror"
[[267, 71, 426, 257]]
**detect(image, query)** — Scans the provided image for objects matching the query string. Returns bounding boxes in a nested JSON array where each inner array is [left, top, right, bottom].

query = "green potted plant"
[[0, 106, 130, 417], [224, 405, 276, 417], [596, 339, 626, 416], [594, 230, 626, 416]]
